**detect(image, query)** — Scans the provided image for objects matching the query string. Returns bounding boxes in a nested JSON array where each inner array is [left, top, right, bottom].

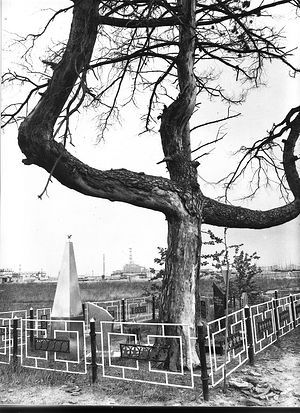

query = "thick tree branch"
[[98, 15, 179, 28], [202, 197, 300, 229], [203, 108, 300, 228], [23, 0, 100, 128], [16, 1, 185, 217], [18, 124, 184, 216], [283, 111, 300, 199]]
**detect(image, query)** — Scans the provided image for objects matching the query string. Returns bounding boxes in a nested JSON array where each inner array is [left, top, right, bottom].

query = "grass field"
[[0, 280, 160, 312], [1, 272, 298, 313]]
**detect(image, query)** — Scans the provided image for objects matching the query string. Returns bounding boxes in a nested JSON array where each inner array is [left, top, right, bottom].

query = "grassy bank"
[[1, 273, 298, 313], [0, 280, 157, 312]]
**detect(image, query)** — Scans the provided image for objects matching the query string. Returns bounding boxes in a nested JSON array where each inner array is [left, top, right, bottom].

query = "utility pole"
[[102, 253, 106, 280]]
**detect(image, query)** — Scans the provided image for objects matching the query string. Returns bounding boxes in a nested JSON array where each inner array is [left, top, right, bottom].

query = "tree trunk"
[[157, 1, 202, 369], [160, 213, 202, 368]]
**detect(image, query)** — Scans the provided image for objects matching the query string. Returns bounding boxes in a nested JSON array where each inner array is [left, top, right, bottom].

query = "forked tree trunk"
[[160, 214, 202, 368]]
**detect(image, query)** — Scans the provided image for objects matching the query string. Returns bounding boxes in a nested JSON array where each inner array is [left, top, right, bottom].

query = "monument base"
[[48, 318, 85, 363]]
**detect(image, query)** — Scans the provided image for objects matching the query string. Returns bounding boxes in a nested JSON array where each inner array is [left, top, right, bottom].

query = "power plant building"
[[110, 248, 151, 280]]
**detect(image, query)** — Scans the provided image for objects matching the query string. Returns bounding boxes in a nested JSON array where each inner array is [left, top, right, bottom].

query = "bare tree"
[[2, 0, 300, 367]]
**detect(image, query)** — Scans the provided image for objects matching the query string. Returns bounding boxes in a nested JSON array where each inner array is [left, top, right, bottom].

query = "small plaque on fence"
[[279, 309, 290, 324], [33, 337, 70, 353], [130, 305, 147, 315], [120, 343, 169, 362], [295, 304, 300, 317], [257, 317, 273, 338]]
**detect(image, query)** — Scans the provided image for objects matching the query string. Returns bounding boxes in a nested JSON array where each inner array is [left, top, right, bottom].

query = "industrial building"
[[110, 248, 151, 281]]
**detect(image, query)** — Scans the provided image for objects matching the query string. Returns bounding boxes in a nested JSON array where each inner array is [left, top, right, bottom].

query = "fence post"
[[12, 316, 19, 371], [82, 303, 85, 321], [29, 307, 34, 348], [290, 294, 296, 329], [122, 298, 126, 322], [152, 295, 156, 321], [273, 290, 280, 343], [197, 324, 209, 402], [89, 318, 97, 383], [244, 305, 255, 366]]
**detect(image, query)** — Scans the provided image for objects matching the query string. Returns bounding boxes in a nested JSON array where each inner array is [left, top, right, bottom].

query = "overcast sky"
[[1, 1, 299, 278]]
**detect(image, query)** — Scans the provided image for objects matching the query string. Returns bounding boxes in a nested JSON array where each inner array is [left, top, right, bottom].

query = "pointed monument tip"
[[67, 234, 72, 240]]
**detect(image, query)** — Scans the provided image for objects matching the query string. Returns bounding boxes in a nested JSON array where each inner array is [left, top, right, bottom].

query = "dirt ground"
[[0, 327, 299, 409]]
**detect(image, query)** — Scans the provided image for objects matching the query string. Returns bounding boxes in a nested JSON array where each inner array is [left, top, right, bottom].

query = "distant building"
[[78, 274, 101, 282], [0, 268, 16, 283], [110, 248, 151, 281], [0, 273, 11, 283], [261, 264, 300, 272], [0, 268, 49, 283], [18, 270, 48, 282]]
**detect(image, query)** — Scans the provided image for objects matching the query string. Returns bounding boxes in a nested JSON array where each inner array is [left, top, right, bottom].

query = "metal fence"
[[294, 293, 300, 327], [206, 308, 249, 387], [93, 320, 196, 389], [86, 299, 123, 322], [85, 295, 158, 324], [0, 309, 28, 319], [249, 298, 277, 354], [20, 317, 87, 374], [0, 291, 299, 400], [0, 318, 12, 365]]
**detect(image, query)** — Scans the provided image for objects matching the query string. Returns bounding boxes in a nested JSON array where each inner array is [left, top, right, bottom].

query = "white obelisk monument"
[[51, 236, 83, 320]]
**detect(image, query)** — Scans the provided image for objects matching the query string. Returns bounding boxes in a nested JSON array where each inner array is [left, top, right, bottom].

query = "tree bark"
[[160, 214, 202, 368]]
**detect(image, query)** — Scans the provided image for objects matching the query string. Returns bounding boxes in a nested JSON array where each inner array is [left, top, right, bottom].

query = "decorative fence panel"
[[88, 300, 122, 322], [125, 297, 153, 322], [293, 293, 300, 327], [85, 295, 159, 323], [96, 320, 196, 389], [206, 309, 248, 387], [249, 299, 277, 354], [275, 296, 294, 337], [36, 308, 51, 320], [20, 318, 87, 374], [0, 318, 11, 364]]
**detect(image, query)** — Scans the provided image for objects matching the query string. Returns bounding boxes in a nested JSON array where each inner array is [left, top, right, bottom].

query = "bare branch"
[[190, 111, 241, 133], [221, 106, 300, 201]]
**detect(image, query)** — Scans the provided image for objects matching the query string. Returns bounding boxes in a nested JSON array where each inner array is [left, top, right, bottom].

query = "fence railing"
[[294, 293, 300, 327], [0, 291, 299, 401], [249, 298, 277, 354], [84, 295, 159, 324], [94, 320, 196, 389], [206, 308, 249, 387]]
